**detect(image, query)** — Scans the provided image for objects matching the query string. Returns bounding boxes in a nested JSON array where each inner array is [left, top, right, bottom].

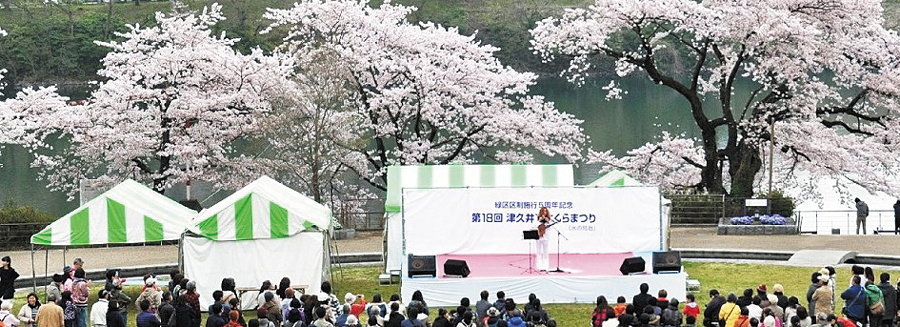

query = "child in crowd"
[[614, 296, 628, 316], [682, 294, 700, 319]]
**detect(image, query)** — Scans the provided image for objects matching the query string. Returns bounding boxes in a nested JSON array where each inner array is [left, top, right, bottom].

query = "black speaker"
[[408, 254, 436, 277], [652, 251, 682, 274], [620, 256, 646, 275], [444, 259, 471, 277]]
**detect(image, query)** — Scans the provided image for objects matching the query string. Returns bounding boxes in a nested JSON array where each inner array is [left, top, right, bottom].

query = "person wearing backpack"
[[865, 282, 884, 327], [662, 299, 683, 327]]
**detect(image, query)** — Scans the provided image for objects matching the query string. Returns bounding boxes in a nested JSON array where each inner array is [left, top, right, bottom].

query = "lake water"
[[0, 77, 703, 216]]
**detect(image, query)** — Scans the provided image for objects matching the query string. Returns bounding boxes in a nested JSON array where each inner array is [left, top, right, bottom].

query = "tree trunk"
[[728, 142, 763, 198], [699, 128, 727, 195], [104, 0, 114, 39]]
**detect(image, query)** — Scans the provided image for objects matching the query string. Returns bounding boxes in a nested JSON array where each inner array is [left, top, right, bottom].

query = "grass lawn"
[[9, 262, 900, 327]]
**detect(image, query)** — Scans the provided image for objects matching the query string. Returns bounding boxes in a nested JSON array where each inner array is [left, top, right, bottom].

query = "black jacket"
[[633, 293, 654, 315], [175, 303, 199, 327], [107, 311, 126, 327], [879, 282, 898, 320], [0, 268, 19, 299], [703, 297, 726, 327]]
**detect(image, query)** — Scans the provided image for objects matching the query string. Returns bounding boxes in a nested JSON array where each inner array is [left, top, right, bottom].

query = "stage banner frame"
[[401, 186, 663, 257]]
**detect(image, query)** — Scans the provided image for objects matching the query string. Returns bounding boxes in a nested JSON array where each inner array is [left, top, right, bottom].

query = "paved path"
[[6, 228, 900, 278]]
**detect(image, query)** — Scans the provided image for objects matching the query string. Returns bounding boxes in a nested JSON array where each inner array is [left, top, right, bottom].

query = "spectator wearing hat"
[[136, 276, 162, 314], [90, 290, 109, 327], [773, 285, 788, 310], [812, 275, 832, 320], [765, 295, 783, 323], [481, 307, 500, 327], [506, 314, 526, 327], [349, 294, 366, 318], [47, 274, 65, 305], [757, 285, 768, 300]]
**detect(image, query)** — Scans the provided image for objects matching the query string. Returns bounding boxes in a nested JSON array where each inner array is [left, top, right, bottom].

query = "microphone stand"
[[550, 221, 570, 273]]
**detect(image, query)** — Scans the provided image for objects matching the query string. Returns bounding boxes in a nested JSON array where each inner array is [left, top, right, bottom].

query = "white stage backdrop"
[[403, 187, 662, 255], [183, 232, 325, 310]]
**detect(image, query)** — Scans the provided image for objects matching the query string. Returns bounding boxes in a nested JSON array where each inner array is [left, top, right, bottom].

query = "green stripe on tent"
[[198, 214, 218, 240], [511, 165, 527, 187], [107, 198, 127, 243], [542, 165, 558, 186], [302, 220, 316, 231], [33, 227, 52, 245], [612, 177, 625, 186], [144, 216, 164, 242], [270, 202, 289, 238], [235, 194, 254, 240], [385, 166, 402, 212], [480, 165, 495, 187], [417, 165, 433, 189], [448, 165, 464, 188], [71, 208, 89, 245]]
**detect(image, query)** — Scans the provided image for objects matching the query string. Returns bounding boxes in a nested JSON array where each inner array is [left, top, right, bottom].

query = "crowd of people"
[[4, 258, 900, 327], [588, 265, 900, 327]]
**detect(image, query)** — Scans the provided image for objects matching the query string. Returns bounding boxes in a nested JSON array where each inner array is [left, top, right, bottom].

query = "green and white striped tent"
[[588, 169, 643, 187], [383, 164, 574, 272], [182, 176, 331, 310], [186, 175, 331, 240], [31, 179, 197, 246]]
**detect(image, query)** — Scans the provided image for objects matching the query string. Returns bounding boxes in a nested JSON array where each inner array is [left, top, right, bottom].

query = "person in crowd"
[[407, 291, 427, 317], [221, 278, 238, 307], [262, 293, 284, 327], [481, 307, 500, 327], [226, 311, 242, 327], [826, 314, 854, 327], [105, 272, 130, 326], [760, 308, 780, 327], [335, 305, 351, 327], [648, 298, 661, 316], [812, 275, 832, 320], [703, 290, 725, 327], [865, 278, 884, 327], [682, 294, 699, 320], [718, 293, 739, 327], [209, 291, 232, 323], [823, 267, 836, 314], [385, 303, 404, 327], [18, 293, 41, 327], [505, 314, 525, 327], [614, 296, 629, 317], [59, 291, 76, 327], [386, 295, 405, 321], [637, 313, 651, 327], [105, 303, 123, 327], [47, 274, 65, 305], [174, 294, 199, 327], [633, 284, 653, 315], [257, 308, 275, 327], [303, 295, 319, 326], [475, 291, 492, 319], [286, 307, 306, 327], [277, 278, 292, 302], [400, 307, 423, 327], [321, 283, 340, 317], [805, 273, 822, 323], [684, 316, 696, 327], [865, 267, 876, 287], [747, 297, 763, 321], [167, 270, 181, 293], [529, 299, 549, 323], [618, 305, 636, 327], [795, 307, 811, 327], [345, 316, 359, 327], [184, 281, 201, 323], [662, 299, 681, 327], [282, 289, 298, 325], [773, 285, 788, 310], [493, 292, 507, 313], [137, 276, 163, 314], [784, 297, 800, 324], [313, 307, 334, 327], [841, 276, 866, 324], [90, 290, 109, 327], [738, 290, 754, 308], [136, 300, 161, 327], [764, 295, 783, 324], [71, 269, 89, 327], [366, 295, 386, 319], [657, 290, 669, 313], [789, 316, 800, 327], [229, 298, 244, 326], [38, 294, 64, 327], [257, 281, 276, 310], [851, 266, 865, 287], [592, 295, 616, 326], [170, 274, 185, 297], [733, 307, 750, 327], [855, 197, 869, 234], [348, 294, 366, 319], [157, 292, 174, 327], [523, 294, 537, 317], [366, 305, 385, 327], [205, 304, 225, 327], [642, 305, 658, 325], [0, 299, 21, 327], [877, 272, 896, 327], [501, 299, 520, 322], [527, 310, 547, 327]]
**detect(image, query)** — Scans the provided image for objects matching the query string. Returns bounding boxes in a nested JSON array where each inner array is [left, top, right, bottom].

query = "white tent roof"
[[187, 176, 332, 241], [31, 179, 196, 246], [588, 169, 644, 187]]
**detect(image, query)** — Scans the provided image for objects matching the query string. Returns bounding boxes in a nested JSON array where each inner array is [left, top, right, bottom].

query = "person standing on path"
[[0, 256, 20, 304], [893, 200, 900, 235], [855, 198, 869, 235]]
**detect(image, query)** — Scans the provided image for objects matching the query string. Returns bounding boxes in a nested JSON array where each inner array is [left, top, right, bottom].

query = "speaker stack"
[[652, 251, 682, 274], [619, 257, 646, 275], [407, 254, 436, 277], [443, 259, 471, 277]]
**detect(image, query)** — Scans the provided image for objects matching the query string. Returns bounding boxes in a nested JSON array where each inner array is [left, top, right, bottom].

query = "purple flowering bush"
[[729, 216, 753, 225]]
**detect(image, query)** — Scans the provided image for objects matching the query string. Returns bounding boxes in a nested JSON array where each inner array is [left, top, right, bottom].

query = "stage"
[[401, 253, 687, 306]]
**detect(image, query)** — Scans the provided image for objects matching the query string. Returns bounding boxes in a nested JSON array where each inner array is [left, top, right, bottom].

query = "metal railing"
[[794, 209, 897, 235]]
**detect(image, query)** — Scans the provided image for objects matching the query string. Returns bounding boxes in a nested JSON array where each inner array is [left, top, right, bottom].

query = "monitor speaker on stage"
[[408, 254, 436, 277], [652, 251, 682, 274], [444, 259, 471, 277], [620, 256, 646, 275]]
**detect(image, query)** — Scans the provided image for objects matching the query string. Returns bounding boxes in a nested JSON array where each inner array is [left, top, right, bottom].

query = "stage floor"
[[435, 253, 636, 277]]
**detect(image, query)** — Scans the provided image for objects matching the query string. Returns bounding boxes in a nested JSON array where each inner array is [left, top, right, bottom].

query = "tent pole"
[[44, 248, 49, 303], [31, 244, 36, 293]]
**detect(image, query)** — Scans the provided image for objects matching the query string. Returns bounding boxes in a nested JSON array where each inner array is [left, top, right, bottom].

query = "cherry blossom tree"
[[264, 0, 586, 191], [10, 4, 293, 197], [532, 0, 900, 199]]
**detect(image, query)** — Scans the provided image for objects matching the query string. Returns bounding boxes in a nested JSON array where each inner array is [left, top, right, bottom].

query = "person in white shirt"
[[0, 300, 21, 327], [90, 290, 109, 327]]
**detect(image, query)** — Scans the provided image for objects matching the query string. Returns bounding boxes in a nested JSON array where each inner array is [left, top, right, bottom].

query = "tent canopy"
[[31, 179, 197, 246], [187, 176, 331, 241], [588, 169, 643, 187], [385, 164, 574, 212]]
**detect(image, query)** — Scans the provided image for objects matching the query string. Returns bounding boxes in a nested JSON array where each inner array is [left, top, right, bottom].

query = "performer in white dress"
[[536, 207, 551, 271]]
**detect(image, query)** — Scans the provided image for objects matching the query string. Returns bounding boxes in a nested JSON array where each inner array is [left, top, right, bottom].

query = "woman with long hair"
[[276, 278, 291, 300], [591, 295, 616, 327], [60, 291, 76, 327], [0, 256, 19, 302]]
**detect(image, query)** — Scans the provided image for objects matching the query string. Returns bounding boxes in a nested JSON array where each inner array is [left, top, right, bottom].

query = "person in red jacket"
[[683, 294, 700, 319]]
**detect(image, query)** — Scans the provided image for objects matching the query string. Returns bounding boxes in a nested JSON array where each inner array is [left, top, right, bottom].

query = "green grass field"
[[9, 262, 900, 327]]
